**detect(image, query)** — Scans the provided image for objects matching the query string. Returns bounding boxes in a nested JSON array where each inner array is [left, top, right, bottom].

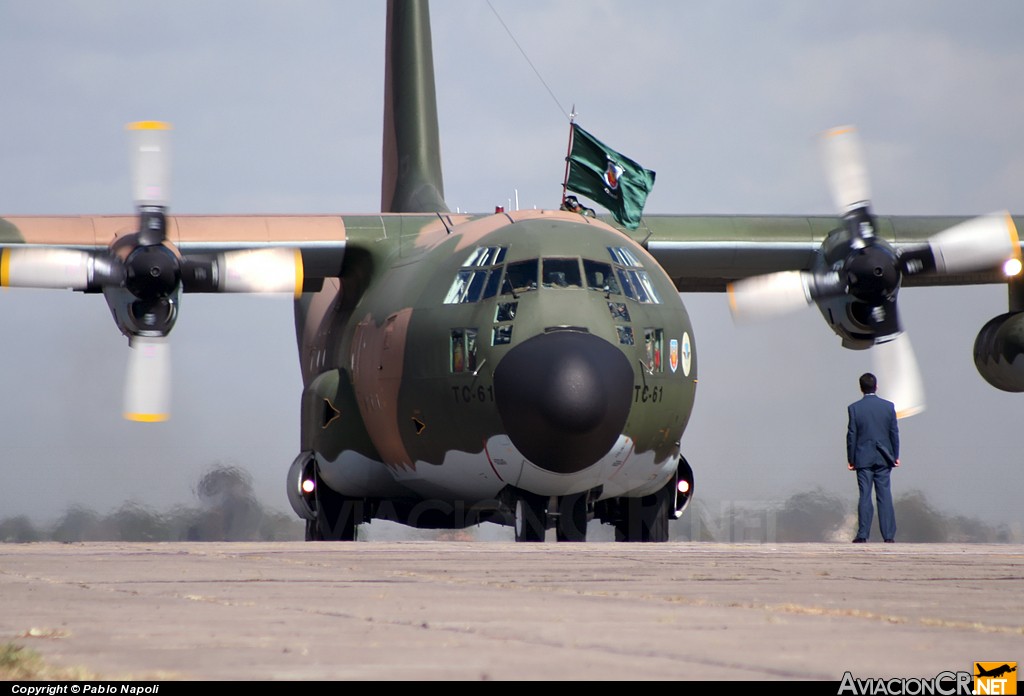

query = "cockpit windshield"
[[583, 259, 621, 294], [542, 258, 583, 288], [501, 259, 538, 295]]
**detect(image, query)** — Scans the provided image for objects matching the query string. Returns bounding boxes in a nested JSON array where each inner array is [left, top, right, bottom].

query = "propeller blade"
[[821, 125, 871, 214], [127, 121, 172, 208], [872, 332, 925, 419], [926, 211, 1020, 274], [124, 335, 171, 423], [212, 248, 304, 296], [727, 271, 812, 321], [0, 248, 93, 290], [863, 298, 902, 340]]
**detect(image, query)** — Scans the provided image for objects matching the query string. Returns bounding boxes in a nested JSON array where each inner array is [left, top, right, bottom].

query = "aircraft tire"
[[514, 492, 548, 542], [556, 493, 588, 542], [613, 484, 671, 542], [312, 471, 360, 542], [645, 487, 670, 542]]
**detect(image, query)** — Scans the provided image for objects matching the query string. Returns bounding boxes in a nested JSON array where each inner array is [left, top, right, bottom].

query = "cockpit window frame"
[[541, 257, 584, 289], [501, 259, 539, 296], [605, 246, 662, 305], [444, 246, 509, 305], [583, 259, 621, 295]]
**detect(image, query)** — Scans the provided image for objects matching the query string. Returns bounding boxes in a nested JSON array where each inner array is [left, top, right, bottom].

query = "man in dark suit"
[[847, 373, 899, 543]]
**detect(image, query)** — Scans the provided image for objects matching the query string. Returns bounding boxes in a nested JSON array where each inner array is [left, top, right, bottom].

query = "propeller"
[[1, 122, 305, 422], [872, 333, 924, 419], [124, 336, 171, 422], [119, 122, 174, 422], [729, 126, 1020, 418]]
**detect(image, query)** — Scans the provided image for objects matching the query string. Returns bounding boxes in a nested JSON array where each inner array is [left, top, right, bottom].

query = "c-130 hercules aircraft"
[[1, 1, 1022, 542]]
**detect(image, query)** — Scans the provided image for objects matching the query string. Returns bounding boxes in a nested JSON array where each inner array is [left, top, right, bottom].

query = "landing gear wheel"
[[311, 469, 361, 541], [614, 483, 671, 542], [645, 487, 670, 542], [556, 493, 588, 542], [514, 491, 548, 542]]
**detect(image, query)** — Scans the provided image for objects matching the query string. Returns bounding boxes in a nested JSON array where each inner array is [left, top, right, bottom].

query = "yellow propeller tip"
[[896, 406, 925, 420], [294, 249, 304, 299], [1005, 212, 1020, 255], [126, 121, 172, 131], [726, 282, 737, 313], [124, 412, 170, 423]]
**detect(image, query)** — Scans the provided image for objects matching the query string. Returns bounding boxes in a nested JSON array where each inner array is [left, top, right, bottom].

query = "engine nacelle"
[[102, 232, 181, 339], [813, 226, 900, 350], [816, 296, 878, 350], [974, 312, 1024, 392], [102, 285, 179, 339]]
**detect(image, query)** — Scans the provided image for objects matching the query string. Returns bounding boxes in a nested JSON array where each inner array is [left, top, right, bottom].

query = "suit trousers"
[[856, 464, 896, 541]]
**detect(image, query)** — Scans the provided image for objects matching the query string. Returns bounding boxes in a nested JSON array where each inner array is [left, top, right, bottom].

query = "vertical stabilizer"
[[381, 0, 448, 213]]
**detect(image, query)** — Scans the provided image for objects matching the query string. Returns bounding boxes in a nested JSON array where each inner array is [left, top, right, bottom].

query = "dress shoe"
[[852, 538, 867, 543], [884, 539, 895, 543]]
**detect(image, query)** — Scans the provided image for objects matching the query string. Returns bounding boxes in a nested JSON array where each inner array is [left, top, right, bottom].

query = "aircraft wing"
[[6, 212, 1017, 292], [631, 214, 1021, 292], [0, 213, 471, 281], [0, 215, 350, 281]]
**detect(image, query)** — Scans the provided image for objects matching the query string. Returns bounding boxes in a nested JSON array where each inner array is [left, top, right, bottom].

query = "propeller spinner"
[[729, 126, 1020, 418]]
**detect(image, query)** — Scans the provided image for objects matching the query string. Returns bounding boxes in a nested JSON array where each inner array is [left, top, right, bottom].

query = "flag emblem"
[[566, 123, 655, 229], [603, 159, 624, 192]]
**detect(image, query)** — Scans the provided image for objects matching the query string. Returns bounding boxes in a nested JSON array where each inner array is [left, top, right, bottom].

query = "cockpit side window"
[[450, 328, 478, 373], [609, 246, 641, 268], [482, 269, 502, 299], [465, 246, 507, 267], [644, 328, 664, 372], [636, 270, 661, 304], [608, 301, 630, 322], [616, 326, 634, 345], [606, 246, 662, 304], [617, 268, 637, 300], [629, 270, 651, 303], [445, 246, 508, 304]]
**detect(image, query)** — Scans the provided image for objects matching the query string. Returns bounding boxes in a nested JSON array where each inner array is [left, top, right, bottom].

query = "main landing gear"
[[511, 490, 590, 542], [304, 465, 365, 542], [517, 457, 695, 543], [513, 491, 547, 542], [610, 484, 672, 542], [601, 456, 695, 542]]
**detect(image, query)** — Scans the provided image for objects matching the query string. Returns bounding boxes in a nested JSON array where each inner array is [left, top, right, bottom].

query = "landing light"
[[301, 478, 315, 494], [1003, 257, 1022, 277], [677, 480, 691, 494]]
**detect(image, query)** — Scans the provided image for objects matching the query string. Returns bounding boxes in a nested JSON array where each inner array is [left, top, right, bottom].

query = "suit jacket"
[[847, 393, 899, 469]]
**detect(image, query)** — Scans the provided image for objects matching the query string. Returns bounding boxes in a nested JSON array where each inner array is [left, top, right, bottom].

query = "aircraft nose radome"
[[494, 331, 633, 475]]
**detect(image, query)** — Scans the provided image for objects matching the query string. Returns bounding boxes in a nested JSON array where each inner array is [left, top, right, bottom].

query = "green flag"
[[566, 123, 655, 229]]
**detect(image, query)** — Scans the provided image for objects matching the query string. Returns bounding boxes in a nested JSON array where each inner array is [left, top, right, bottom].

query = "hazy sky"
[[1, 1, 1022, 531]]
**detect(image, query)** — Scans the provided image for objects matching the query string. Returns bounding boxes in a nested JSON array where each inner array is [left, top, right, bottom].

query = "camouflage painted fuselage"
[[295, 210, 697, 517]]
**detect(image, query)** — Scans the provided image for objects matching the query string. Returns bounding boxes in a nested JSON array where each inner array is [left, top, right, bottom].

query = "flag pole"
[[560, 106, 576, 207]]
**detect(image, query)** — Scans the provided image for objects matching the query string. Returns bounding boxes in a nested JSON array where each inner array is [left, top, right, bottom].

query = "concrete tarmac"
[[0, 542, 1021, 681]]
